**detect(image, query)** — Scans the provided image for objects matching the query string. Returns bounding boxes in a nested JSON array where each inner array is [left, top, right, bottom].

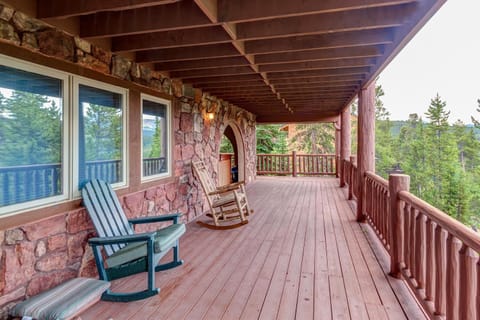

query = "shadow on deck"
[[80, 176, 425, 320]]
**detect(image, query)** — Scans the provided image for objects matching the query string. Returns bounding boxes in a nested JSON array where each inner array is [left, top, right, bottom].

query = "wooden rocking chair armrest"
[[128, 213, 182, 225], [88, 232, 156, 246], [214, 181, 245, 193]]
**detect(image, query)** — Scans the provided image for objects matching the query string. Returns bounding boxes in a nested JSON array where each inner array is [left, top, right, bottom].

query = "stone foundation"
[[0, 4, 256, 317]]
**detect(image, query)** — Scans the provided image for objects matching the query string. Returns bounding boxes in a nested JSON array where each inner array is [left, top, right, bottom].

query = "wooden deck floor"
[[80, 177, 425, 320]]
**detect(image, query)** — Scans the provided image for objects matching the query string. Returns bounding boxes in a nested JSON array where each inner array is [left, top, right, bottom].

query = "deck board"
[[80, 177, 426, 320]]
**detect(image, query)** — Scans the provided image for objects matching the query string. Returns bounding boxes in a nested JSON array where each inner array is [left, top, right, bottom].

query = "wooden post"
[[356, 83, 375, 222], [388, 174, 410, 278], [340, 106, 351, 187], [335, 124, 341, 178], [292, 151, 297, 177]]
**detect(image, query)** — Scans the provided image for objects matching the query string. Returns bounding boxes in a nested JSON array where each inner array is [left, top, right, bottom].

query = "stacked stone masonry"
[[0, 4, 257, 317]]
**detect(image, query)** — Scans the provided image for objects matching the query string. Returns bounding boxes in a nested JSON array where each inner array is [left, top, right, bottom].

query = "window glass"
[[78, 84, 123, 188], [142, 98, 169, 178], [0, 65, 64, 207]]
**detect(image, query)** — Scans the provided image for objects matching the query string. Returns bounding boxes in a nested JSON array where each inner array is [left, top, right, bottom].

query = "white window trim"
[[72, 76, 129, 197], [0, 54, 70, 216], [140, 93, 172, 182]]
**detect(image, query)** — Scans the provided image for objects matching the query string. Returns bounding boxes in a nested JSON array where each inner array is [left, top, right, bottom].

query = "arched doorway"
[[219, 122, 245, 185]]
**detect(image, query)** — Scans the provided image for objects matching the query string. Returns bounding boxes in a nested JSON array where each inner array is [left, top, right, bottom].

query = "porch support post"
[[389, 174, 409, 278], [340, 106, 351, 187], [335, 120, 341, 178], [356, 82, 375, 222]]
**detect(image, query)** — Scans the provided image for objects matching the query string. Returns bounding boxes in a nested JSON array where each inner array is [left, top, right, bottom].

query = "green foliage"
[[149, 117, 162, 158], [256, 124, 288, 154], [0, 91, 62, 166], [289, 123, 334, 154], [375, 85, 396, 178], [220, 135, 234, 153]]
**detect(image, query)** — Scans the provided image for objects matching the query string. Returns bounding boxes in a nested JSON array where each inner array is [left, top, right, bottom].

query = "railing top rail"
[[257, 153, 336, 156], [0, 163, 62, 171], [398, 190, 480, 252], [257, 154, 291, 156], [365, 171, 388, 189]]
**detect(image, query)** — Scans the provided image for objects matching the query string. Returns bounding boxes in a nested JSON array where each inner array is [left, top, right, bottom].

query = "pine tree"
[[149, 117, 162, 158], [374, 85, 396, 177], [289, 123, 334, 154]]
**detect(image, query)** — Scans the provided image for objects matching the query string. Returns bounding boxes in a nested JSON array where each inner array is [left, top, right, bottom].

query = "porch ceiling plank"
[[192, 80, 267, 89], [269, 75, 366, 85], [259, 57, 377, 73], [170, 66, 256, 78], [254, 46, 385, 65], [205, 87, 275, 94], [266, 67, 371, 80], [135, 43, 240, 63], [154, 56, 250, 71], [278, 88, 357, 96], [244, 29, 395, 55], [273, 82, 361, 90], [217, 0, 416, 23], [182, 74, 264, 84], [37, 0, 179, 19], [236, 3, 416, 40], [79, 1, 214, 38], [112, 26, 231, 52]]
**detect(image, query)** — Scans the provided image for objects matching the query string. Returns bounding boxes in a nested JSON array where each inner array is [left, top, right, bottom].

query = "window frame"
[[140, 93, 172, 182], [0, 54, 70, 216], [72, 76, 129, 197]]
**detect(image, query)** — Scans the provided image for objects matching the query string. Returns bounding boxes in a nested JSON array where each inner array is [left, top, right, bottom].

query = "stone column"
[[339, 106, 351, 187], [356, 82, 375, 222]]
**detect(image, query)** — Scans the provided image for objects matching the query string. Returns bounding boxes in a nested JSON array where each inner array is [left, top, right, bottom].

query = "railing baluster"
[[434, 224, 445, 315], [446, 234, 460, 320], [410, 207, 417, 280], [425, 218, 435, 301], [403, 202, 411, 274], [459, 244, 475, 320], [415, 212, 425, 289]]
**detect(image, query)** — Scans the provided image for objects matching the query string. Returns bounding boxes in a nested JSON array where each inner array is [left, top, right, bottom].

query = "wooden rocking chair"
[[192, 160, 253, 230], [82, 179, 186, 302]]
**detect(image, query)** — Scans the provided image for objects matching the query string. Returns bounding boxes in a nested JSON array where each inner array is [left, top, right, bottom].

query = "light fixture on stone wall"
[[203, 100, 217, 121]]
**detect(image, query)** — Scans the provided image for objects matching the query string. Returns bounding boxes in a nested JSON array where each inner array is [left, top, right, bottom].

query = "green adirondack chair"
[[82, 179, 186, 302]]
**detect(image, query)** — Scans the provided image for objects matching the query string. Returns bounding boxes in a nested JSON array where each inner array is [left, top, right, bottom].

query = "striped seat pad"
[[11, 278, 110, 320]]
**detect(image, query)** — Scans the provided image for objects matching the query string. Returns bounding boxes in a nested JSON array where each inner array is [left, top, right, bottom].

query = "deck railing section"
[[343, 157, 358, 200], [365, 171, 390, 253], [0, 157, 165, 206], [341, 157, 480, 319], [256, 152, 336, 176]]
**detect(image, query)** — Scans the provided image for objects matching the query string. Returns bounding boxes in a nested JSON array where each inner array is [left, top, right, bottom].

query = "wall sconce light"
[[206, 112, 215, 120], [202, 101, 217, 121]]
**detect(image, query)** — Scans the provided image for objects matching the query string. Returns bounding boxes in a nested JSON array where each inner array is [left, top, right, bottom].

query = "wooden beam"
[[206, 86, 275, 94], [255, 46, 384, 65], [192, 80, 266, 89], [256, 112, 340, 123], [217, 0, 415, 22], [193, 0, 218, 23], [183, 74, 264, 83], [266, 67, 370, 80], [278, 88, 356, 95], [340, 105, 352, 187], [274, 81, 361, 90], [259, 57, 376, 73], [37, 0, 180, 19], [245, 28, 394, 54], [269, 75, 365, 85], [79, 1, 213, 38], [136, 43, 239, 63], [154, 56, 249, 71], [170, 66, 255, 78], [236, 4, 416, 40], [112, 26, 230, 52]]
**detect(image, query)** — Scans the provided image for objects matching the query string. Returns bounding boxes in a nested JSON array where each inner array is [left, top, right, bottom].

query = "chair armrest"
[[88, 232, 155, 246], [128, 213, 182, 225], [207, 181, 245, 196]]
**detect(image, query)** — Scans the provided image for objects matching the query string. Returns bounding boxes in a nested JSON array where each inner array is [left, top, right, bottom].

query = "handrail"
[[256, 152, 336, 176], [364, 171, 390, 252]]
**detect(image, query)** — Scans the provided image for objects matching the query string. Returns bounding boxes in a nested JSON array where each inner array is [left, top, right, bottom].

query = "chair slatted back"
[[192, 161, 219, 200], [82, 179, 134, 256]]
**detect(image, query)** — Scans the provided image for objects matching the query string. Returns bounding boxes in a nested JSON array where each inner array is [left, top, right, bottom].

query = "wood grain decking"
[[80, 177, 425, 320]]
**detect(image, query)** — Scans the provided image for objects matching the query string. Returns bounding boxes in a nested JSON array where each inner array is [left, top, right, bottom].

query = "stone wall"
[[0, 4, 256, 317]]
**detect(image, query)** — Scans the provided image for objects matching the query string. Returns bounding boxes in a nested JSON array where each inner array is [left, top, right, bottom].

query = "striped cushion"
[[11, 278, 110, 320], [106, 223, 186, 268]]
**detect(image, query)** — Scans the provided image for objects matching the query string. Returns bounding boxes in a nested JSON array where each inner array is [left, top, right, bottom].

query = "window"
[[141, 95, 171, 180], [0, 58, 68, 212], [74, 79, 127, 191]]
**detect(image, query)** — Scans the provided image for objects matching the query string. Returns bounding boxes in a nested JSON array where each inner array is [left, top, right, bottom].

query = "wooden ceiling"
[[30, 0, 444, 122]]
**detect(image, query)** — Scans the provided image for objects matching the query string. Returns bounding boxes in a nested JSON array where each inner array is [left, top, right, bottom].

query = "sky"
[[379, 0, 480, 124]]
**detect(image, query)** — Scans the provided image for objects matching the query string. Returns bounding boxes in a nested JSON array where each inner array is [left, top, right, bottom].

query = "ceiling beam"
[[80, 1, 213, 38], [255, 46, 384, 65], [259, 57, 376, 73], [112, 26, 231, 52], [154, 56, 250, 71], [136, 43, 240, 63], [236, 4, 415, 40], [245, 28, 394, 54], [170, 66, 255, 78], [266, 67, 370, 80], [183, 74, 264, 84], [193, 80, 266, 89], [37, 0, 180, 19], [274, 82, 361, 90], [217, 0, 415, 22], [269, 74, 365, 85]]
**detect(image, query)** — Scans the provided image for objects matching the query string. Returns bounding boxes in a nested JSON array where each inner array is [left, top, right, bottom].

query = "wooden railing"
[[365, 172, 390, 253], [343, 156, 358, 200], [0, 157, 166, 206], [256, 152, 336, 176], [341, 157, 480, 319]]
